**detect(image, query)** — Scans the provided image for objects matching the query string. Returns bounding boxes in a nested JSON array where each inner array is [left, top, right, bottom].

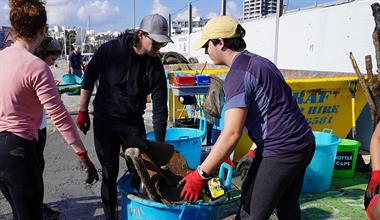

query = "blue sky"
[[0, 0, 334, 32]]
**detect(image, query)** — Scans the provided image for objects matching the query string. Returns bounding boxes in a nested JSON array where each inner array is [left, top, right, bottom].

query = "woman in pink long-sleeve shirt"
[[0, 1, 98, 219]]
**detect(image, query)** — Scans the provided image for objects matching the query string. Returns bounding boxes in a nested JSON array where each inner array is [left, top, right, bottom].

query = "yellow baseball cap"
[[193, 16, 242, 50]]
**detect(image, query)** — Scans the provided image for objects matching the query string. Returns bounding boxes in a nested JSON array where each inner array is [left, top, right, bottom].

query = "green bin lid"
[[338, 139, 361, 147]]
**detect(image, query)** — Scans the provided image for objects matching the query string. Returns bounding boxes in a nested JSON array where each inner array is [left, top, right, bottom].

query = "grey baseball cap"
[[139, 14, 173, 43], [47, 39, 62, 52]]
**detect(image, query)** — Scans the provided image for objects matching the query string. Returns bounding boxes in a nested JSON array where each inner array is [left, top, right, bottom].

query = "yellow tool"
[[348, 81, 358, 139], [206, 177, 225, 200]]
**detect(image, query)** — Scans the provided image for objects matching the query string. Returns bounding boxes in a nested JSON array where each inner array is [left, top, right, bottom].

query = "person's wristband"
[[197, 166, 210, 180]]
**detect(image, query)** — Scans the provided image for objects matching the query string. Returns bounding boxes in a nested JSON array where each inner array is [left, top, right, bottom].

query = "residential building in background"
[[47, 25, 119, 54], [172, 16, 209, 35], [243, 0, 277, 20]]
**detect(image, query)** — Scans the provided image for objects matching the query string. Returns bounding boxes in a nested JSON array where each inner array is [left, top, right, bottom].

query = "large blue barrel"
[[60, 74, 82, 95], [146, 118, 206, 169], [118, 173, 224, 220], [302, 129, 341, 193]]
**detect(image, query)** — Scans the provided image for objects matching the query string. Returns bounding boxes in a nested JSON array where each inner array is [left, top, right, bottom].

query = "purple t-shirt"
[[224, 51, 314, 157]]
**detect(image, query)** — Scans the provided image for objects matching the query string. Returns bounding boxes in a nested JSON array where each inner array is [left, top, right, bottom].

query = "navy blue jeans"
[[0, 131, 43, 220]]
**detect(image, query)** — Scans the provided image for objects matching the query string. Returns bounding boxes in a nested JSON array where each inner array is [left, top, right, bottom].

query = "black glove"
[[235, 149, 256, 182], [76, 151, 99, 184], [83, 162, 99, 184]]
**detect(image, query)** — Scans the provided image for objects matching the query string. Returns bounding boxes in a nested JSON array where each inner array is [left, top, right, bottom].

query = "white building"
[[172, 17, 209, 35], [243, 0, 278, 20]]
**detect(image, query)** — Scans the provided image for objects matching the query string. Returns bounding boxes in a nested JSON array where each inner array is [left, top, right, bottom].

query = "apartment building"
[[243, 0, 277, 20]]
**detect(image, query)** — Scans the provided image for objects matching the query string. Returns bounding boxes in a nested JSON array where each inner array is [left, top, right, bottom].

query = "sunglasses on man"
[[144, 33, 168, 49]]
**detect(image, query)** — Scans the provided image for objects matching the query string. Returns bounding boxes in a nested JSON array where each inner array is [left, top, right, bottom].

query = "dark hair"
[[9, 0, 47, 42], [34, 37, 61, 60], [132, 30, 144, 46], [210, 24, 247, 51]]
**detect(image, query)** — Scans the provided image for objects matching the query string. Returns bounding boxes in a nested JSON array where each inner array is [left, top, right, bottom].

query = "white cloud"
[[45, 0, 119, 28], [46, 0, 71, 6], [226, 0, 240, 19], [0, 1, 10, 24], [151, 0, 170, 18], [46, 0, 79, 26], [1, 2, 9, 11], [207, 12, 218, 19], [176, 6, 200, 21], [0, 0, 121, 31], [77, 1, 119, 24]]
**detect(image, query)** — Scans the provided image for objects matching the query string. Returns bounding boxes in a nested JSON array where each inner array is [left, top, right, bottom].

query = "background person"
[[179, 16, 315, 220], [77, 13, 172, 219], [68, 46, 84, 77], [0, 1, 98, 219], [34, 36, 63, 219]]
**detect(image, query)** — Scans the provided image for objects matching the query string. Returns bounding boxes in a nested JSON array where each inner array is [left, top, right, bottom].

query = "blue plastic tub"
[[61, 74, 82, 84], [195, 75, 210, 85], [118, 163, 234, 220], [61, 74, 82, 95], [302, 129, 341, 193], [146, 118, 206, 169]]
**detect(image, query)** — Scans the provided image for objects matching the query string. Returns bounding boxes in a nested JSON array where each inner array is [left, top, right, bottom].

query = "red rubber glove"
[[236, 149, 256, 181], [224, 157, 236, 169], [366, 170, 380, 201], [179, 170, 206, 203], [77, 110, 91, 135], [76, 151, 99, 184]]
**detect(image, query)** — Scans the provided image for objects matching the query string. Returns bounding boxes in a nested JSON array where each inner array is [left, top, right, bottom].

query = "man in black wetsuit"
[[77, 14, 172, 219]]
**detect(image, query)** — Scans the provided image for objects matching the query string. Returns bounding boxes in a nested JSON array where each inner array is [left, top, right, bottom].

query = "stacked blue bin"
[[302, 129, 341, 193]]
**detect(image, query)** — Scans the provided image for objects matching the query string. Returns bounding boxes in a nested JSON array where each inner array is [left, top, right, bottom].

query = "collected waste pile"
[[121, 140, 228, 205]]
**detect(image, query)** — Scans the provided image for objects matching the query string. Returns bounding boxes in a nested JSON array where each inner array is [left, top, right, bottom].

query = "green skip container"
[[333, 139, 361, 178]]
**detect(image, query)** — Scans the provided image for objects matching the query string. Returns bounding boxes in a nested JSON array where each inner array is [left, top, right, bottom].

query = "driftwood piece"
[[365, 55, 380, 100], [125, 148, 160, 202], [372, 3, 380, 73], [141, 141, 192, 203], [122, 140, 193, 204], [366, 55, 375, 91], [350, 52, 378, 130], [372, 32, 380, 74]]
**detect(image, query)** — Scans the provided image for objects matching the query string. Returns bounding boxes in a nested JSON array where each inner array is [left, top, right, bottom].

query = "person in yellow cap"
[[179, 16, 315, 219]]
